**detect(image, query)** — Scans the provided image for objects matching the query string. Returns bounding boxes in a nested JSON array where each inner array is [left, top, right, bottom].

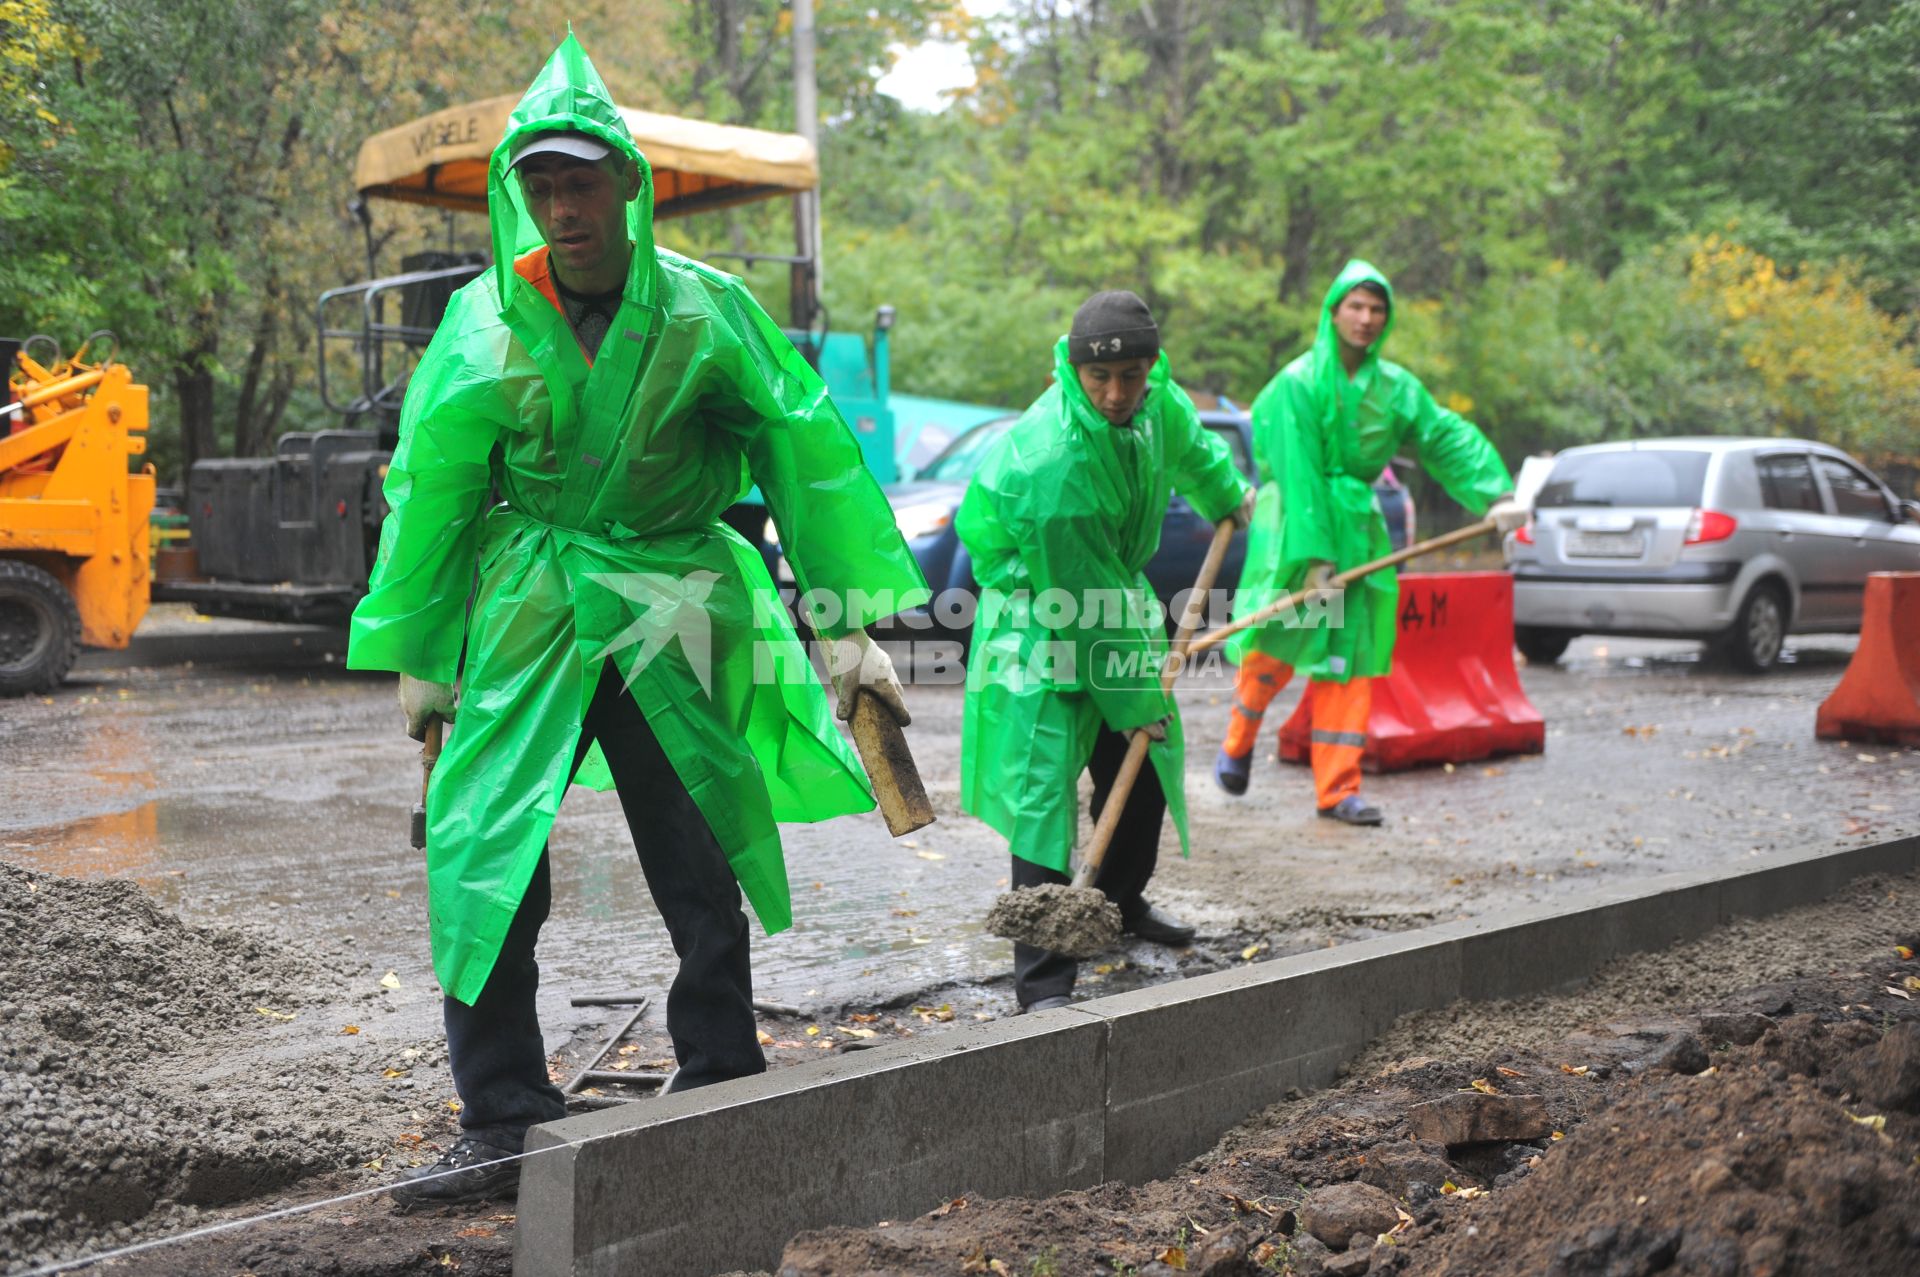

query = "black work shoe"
[[1123, 904, 1197, 947], [1213, 747, 1252, 796], [1318, 795, 1384, 826], [388, 1136, 520, 1210], [1021, 995, 1073, 1014]]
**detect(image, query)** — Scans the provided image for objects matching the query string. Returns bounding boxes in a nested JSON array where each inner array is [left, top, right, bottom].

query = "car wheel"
[[0, 559, 81, 696], [1514, 626, 1574, 666], [1719, 582, 1788, 673]]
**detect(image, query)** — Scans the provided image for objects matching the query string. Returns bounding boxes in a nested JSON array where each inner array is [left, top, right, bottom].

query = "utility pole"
[[790, 0, 822, 335]]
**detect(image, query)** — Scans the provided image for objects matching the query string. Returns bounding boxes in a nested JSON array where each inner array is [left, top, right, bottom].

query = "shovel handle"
[[1071, 518, 1237, 889], [1186, 517, 1497, 659]]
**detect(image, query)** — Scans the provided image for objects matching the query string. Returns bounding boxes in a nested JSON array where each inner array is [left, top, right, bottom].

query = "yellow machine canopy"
[[353, 93, 819, 218]]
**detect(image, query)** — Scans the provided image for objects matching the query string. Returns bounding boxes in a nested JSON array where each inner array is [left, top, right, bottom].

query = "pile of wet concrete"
[[0, 863, 362, 1273]]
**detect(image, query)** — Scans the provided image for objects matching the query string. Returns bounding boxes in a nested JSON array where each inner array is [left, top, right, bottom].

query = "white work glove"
[[829, 630, 910, 727], [1229, 488, 1258, 530], [399, 674, 457, 742], [1487, 494, 1529, 535], [1303, 560, 1337, 594]]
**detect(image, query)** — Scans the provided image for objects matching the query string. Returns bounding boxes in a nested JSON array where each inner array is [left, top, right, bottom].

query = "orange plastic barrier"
[[1816, 572, 1920, 747], [1278, 570, 1545, 772]]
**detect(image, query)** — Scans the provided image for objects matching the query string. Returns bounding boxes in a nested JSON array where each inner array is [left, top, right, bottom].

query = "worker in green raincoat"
[[1214, 260, 1524, 824], [958, 291, 1253, 1012], [347, 35, 926, 1206]]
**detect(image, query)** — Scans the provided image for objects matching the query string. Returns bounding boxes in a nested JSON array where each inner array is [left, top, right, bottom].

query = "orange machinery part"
[[1815, 572, 1920, 747], [0, 357, 155, 650]]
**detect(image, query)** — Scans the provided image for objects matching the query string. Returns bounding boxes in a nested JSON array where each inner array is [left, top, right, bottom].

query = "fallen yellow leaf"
[[1240, 942, 1265, 961], [1155, 1247, 1188, 1271], [254, 1007, 295, 1021], [1469, 1078, 1499, 1095], [382, 1067, 407, 1079], [1551, 1130, 1565, 1140], [756, 1030, 774, 1046], [379, 971, 401, 990], [1904, 976, 1920, 992], [447, 1099, 463, 1112], [838, 1026, 878, 1039], [1560, 1063, 1589, 1076], [340, 1024, 360, 1035], [1896, 945, 1915, 960], [1495, 1066, 1524, 1078], [805, 1025, 821, 1036], [1848, 1112, 1887, 1133]]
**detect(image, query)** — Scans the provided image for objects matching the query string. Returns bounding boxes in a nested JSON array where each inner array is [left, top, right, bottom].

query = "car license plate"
[[1566, 531, 1645, 558]]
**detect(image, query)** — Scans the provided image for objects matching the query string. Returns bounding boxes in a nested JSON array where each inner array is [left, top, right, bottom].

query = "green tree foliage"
[[3, 0, 1914, 481], [816, 0, 1919, 472]]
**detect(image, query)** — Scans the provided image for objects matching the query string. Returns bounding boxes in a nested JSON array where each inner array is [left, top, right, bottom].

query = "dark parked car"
[[805, 405, 1412, 643], [1505, 438, 1920, 670]]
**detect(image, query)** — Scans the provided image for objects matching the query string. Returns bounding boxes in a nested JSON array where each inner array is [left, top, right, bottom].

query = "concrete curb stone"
[[514, 834, 1920, 1276]]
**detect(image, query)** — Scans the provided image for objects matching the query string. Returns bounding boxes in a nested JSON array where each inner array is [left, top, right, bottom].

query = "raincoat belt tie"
[[495, 504, 709, 553]]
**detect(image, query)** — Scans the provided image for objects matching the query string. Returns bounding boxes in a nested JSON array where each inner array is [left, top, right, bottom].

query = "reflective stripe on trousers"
[[1222, 650, 1373, 807]]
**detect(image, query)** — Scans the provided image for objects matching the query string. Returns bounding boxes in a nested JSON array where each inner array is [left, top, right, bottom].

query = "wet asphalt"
[[3, 604, 1916, 1048]]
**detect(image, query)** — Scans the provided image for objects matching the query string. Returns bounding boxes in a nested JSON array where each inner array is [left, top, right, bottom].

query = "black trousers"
[[444, 664, 763, 1150], [1012, 726, 1167, 1008]]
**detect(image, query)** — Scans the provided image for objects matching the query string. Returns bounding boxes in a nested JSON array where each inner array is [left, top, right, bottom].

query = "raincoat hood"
[[1309, 258, 1396, 396], [1051, 336, 1171, 432], [487, 33, 657, 310]]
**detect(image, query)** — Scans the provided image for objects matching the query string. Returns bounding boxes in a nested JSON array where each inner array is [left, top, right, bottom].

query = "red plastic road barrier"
[[1279, 570, 1545, 772], [1816, 571, 1920, 747]]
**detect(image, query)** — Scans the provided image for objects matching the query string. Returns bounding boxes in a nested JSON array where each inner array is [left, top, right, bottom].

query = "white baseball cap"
[[508, 130, 612, 171]]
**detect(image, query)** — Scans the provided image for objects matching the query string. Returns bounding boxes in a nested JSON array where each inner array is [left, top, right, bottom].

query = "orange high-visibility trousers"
[[1222, 650, 1373, 808]]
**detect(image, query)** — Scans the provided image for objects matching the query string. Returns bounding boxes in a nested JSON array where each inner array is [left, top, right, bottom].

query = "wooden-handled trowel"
[[408, 716, 444, 850], [847, 691, 935, 838]]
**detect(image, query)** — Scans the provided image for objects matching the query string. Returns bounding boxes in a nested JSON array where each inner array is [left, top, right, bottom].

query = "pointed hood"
[[487, 32, 656, 310], [1308, 258, 1395, 402]]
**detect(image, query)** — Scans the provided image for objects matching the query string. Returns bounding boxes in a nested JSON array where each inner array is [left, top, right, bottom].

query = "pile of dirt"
[[0, 863, 370, 1273], [774, 874, 1920, 1276]]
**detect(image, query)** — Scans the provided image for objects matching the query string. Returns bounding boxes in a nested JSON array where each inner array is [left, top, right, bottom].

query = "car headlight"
[[893, 502, 954, 542]]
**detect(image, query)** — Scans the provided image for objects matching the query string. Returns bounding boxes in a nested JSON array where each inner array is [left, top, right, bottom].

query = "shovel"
[[985, 515, 1498, 957], [985, 518, 1238, 957]]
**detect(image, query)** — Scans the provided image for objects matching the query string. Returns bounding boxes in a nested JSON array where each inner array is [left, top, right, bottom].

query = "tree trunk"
[[173, 363, 219, 478]]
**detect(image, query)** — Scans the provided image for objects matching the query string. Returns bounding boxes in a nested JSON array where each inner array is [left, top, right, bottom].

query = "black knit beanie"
[[1067, 290, 1160, 365]]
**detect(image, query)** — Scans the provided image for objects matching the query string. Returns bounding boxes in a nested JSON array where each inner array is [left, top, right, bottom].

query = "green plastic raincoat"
[[957, 342, 1251, 873], [346, 35, 927, 1005], [1228, 260, 1511, 681]]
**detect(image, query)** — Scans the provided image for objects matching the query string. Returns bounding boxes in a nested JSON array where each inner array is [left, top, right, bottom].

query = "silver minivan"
[[1507, 438, 1920, 670]]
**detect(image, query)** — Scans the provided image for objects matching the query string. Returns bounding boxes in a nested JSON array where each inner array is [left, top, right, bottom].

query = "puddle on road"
[[4, 787, 1016, 1014], [1562, 636, 1855, 679]]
